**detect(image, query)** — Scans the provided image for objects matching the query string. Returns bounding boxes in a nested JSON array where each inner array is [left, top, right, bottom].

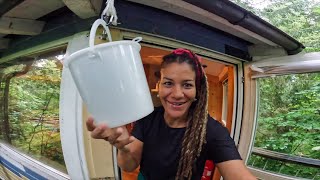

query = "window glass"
[[248, 73, 320, 179], [0, 56, 66, 173]]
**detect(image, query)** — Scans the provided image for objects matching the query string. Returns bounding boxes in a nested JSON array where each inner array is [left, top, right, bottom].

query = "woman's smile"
[[166, 100, 187, 109], [158, 62, 196, 125]]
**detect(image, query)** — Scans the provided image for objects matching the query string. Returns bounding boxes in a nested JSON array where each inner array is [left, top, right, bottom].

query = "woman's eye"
[[163, 82, 172, 86], [184, 83, 194, 88]]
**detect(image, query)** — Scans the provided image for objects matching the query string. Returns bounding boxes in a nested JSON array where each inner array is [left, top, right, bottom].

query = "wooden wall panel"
[[144, 64, 162, 107], [207, 74, 223, 122], [226, 66, 234, 132], [207, 74, 223, 180], [83, 106, 115, 178], [210, 66, 235, 180]]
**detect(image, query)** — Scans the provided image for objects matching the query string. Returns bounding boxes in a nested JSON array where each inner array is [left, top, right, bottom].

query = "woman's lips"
[[167, 101, 186, 109]]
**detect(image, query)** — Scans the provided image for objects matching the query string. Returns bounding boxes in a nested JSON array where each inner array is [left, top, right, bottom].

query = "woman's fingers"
[[114, 136, 135, 149], [108, 128, 123, 144], [91, 124, 109, 139], [86, 116, 96, 131], [87, 121, 134, 150]]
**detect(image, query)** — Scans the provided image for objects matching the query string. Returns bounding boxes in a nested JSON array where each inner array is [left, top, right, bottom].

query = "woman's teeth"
[[171, 102, 184, 106]]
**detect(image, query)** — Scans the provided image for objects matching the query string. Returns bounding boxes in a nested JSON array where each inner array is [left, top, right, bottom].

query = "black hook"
[[103, 15, 114, 26]]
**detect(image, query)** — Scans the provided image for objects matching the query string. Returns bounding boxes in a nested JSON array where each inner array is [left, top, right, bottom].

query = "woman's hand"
[[86, 116, 135, 151]]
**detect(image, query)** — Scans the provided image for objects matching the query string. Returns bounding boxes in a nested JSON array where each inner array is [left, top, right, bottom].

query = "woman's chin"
[[165, 109, 187, 119], [162, 101, 192, 120]]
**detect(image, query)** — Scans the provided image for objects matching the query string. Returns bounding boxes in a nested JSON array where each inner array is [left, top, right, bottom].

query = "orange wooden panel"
[[218, 67, 228, 82], [140, 46, 170, 65], [226, 66, 234, 132], [212, 168, 221, 180], [207, 74, 222, 180], [212, 67, 235, 180], [207, 74, 223, 123]]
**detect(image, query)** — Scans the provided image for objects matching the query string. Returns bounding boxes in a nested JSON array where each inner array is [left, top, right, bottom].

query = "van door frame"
[[242, 52, 320, 179], [119, 28, 246, 152]]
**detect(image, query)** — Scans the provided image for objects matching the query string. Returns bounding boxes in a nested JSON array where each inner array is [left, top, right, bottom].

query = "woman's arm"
[[216, 160, 256, 180], [117, 138, 143, 172], [86, 117, 143, 172]]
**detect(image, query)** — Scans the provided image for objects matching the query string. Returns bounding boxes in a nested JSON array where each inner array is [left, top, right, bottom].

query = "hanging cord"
[[101, 0, 118, 26]]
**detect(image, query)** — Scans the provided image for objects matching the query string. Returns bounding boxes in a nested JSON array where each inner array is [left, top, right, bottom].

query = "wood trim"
[[226, 67, 234, 132], [218, 66, 228, 82], [82, 108, 115, 178], [4, 0, 65, 19], [0, 17, 45, 35], [62, 0, 102, 19], [207, 74, 222, 123]]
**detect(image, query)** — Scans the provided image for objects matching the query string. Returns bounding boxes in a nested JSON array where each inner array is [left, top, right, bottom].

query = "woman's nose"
[[172, 86, 184, 98]]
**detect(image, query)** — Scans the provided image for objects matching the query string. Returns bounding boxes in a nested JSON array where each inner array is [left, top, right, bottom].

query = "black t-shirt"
[[131, 106, 241, 180]]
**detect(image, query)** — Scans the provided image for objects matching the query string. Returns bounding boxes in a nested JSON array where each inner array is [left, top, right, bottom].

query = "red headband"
[[172, 48, 204, 90], [172, 48, 203, 63]]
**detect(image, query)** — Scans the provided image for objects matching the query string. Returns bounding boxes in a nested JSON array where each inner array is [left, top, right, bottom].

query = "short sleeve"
[[131, 118, 144, 142], [131, 108, 158, 142], [206, 118, 242, 164]]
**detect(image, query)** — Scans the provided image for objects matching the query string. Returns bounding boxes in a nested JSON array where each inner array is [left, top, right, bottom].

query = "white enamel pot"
[[64, 19, 153, 128]]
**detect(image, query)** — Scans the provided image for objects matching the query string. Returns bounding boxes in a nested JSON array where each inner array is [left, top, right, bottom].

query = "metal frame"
[[0, 141, 69, 180], [251, 147, 320, 168], [247, 54, 320, 179]]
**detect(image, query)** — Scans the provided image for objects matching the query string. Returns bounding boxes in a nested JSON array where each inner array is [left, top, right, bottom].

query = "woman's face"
[[159, 62, 196, 122]]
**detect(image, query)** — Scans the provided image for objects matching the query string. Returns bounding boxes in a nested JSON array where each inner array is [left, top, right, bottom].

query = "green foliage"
[[1, 59, 65, 171], [230, 0, 257, 12], [256, 74, 320, 157], [2, 64, 25, 74], [260, 0, 320, 52], [231, 0, 320, 52], [250, 73, 320, 178]]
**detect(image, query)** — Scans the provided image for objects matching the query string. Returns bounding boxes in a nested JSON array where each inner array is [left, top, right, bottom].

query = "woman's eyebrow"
[[163, 77, 194, 82], [163, 77, 173, 81], [183, 80, 194, 82]]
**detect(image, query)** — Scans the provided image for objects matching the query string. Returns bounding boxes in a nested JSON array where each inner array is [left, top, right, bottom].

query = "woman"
[[86, 48, 256, 180]]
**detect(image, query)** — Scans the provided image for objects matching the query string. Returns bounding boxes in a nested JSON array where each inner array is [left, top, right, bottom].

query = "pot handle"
[[89, 19, 112, 49], [132, 37, 142, 43]]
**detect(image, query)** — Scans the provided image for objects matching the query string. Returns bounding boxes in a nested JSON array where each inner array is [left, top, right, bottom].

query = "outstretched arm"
[[86, 117, 143, 172]]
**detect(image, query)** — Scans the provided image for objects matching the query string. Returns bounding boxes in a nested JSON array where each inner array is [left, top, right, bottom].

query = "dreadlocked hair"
[[161, 51, 209, 180]]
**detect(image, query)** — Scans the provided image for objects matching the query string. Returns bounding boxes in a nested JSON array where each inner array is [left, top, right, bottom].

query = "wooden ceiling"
[[0, 0, 103, 50]]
